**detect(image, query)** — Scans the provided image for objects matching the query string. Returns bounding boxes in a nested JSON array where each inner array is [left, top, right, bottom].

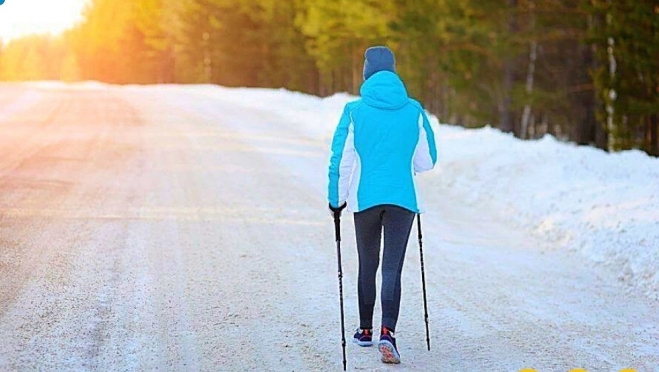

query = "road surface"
[[0, 83, 657, 371]]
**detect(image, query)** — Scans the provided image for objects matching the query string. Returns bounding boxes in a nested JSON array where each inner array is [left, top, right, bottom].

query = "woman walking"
[[327, 45, 437, 364]]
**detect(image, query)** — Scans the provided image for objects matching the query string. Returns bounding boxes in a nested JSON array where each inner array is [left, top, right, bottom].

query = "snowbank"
[[164, 84, 350, 141], [435, 125, 659, 299]]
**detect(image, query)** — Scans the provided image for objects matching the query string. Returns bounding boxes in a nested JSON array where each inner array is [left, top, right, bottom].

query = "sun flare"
[[0, 0, 87, 41]]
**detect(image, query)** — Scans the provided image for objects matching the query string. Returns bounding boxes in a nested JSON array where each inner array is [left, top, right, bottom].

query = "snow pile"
[[194, 86, 659, 299], [168, 85, 350, 141], [435, 125, 659, 299]]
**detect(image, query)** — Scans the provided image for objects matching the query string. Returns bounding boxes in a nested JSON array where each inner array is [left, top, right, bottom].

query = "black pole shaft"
[[417, 214, 431, 351], [334, 213, 347, 370]]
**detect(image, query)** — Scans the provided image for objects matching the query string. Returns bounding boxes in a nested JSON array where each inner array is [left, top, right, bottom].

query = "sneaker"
[[352, 328, 373, 347], [378, 327, 400, 364]]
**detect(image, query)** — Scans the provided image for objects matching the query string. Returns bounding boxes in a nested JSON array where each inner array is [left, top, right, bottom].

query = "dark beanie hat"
[[363, 46, 396, 80]]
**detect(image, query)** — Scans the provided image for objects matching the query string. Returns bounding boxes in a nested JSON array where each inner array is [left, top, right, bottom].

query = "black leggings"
[[353, 204, 416, 332]]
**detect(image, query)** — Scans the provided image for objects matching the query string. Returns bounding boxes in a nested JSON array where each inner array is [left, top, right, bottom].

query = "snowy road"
[[0, 83, 657, 371]]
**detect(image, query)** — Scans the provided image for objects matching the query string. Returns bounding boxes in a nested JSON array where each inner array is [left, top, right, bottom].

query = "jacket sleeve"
[[413, 109, 437, 173], [328, 105, 356, 208]]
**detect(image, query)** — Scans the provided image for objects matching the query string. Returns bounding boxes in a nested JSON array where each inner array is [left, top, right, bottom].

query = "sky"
[[0, 0, 87, 42]]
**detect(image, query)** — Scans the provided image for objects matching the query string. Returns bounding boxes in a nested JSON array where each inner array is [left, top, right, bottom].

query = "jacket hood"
[[360, 71, 409, 109]]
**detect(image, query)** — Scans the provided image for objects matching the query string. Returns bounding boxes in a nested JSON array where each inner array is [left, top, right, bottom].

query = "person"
[[327, 45, 437, 364]]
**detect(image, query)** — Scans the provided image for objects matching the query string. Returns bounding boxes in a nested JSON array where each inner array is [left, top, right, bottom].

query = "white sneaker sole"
[[352, 338, 373, 347], [378, 340, 400, 364]]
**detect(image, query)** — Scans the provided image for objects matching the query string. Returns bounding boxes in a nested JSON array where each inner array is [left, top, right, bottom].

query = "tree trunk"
[[587, 12, 608, 150], [605, 0, 617, 151], [352, 47, 360, 94], [651, 114, 659, 156], [520, 1, 537, 140], [442, 83, 451, 124], [574, 27, 596, 146], [426, 54, 442, 116], [499, 0, 517, 134]]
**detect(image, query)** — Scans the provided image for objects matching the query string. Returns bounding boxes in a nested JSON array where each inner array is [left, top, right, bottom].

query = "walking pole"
[[333, 210, 347, 371], [417, 214, 431, 351]]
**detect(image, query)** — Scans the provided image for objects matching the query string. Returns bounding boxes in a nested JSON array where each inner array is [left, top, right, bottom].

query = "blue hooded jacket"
[[328, 71, 437, 213]]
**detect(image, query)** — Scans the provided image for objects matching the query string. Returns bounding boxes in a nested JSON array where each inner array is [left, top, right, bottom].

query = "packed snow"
[[2, 81, 658, 371], [22, 81, 659, 298]]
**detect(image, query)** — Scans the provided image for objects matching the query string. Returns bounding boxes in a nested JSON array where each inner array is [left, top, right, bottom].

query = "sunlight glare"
[[0, 0, 87, 41]]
